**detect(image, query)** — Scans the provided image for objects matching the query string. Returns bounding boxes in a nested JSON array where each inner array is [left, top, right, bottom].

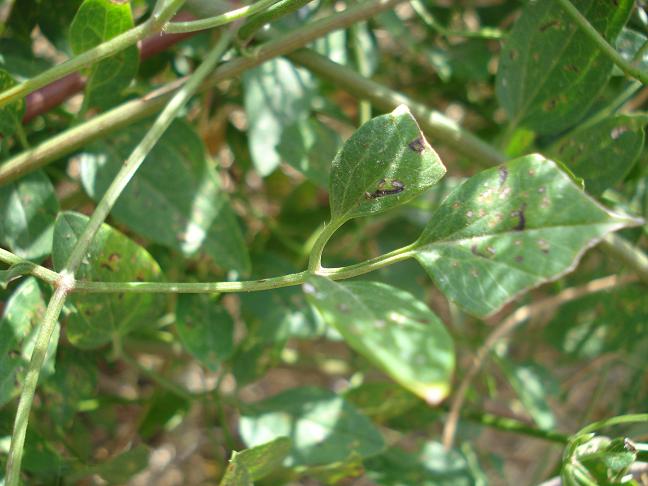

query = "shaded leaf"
[[549, 114, 647, 195], [277, 117, 340, 187], [138, 390, 190, 439], [497, 360, 558, 430], [329, 105, 446, 222], [496, 0, 632, 134], [69, 445, 150, 484], [0, 68, 25, 138], [80, 119, 250, 273], [175, 294, 234, 371], [69, 0, 139, 109], [365, 441, 479, 486], [304, 276, 454, 404], [0, 170, 59, 261], [239, 387, 384, 467], [243, 58, 315, 176], [616, 28, 648, 73], [52, 212, 163, 349], [220, 437, 291, 485], [344, 382, 420, 423], [0, 277, 58, 376], [414, 154, 640, 316]]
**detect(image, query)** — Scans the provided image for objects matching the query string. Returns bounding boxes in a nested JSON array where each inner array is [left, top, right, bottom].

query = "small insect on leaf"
[[364, 179, 406, 199]]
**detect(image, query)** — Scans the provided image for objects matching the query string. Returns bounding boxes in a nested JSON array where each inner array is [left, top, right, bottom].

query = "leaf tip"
[[421, 384, 449, 406], [392, 104, 411, 117]]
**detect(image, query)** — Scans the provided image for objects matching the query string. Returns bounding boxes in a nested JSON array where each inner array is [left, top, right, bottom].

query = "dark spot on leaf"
[[539, 19, 560, 32], [515, 255, 524, 263], [109, 253, 120, 263], [135, 272, 146, 281], [509, 49, 518, 61], [543, 98, 558, 111], [117, 293, 124, 300], [408, 137, 425, 153], [100, 262, 114, 271], [513, 203, 527, 231], [498, 166, 508, 187], [563, 64, 579, 73], [471, 244, 489, 258]]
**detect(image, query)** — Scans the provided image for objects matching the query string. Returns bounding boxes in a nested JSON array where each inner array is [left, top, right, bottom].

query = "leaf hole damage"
[[364, 179, 405, 199], [408, 137, 426, 153]]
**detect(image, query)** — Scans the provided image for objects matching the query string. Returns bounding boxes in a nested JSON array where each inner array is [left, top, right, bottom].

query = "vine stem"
[[308, 219, 346, 272], [441, 274, 639, 451], [164, 0, 280, 33], [554, 0, 648, 85], [0, 0, 186, 110], [0, 0, 408, 186], [4, 28, 236, 485]]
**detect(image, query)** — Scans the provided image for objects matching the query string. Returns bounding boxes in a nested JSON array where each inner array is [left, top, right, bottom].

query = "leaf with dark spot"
[[413, 154, 640, 317]]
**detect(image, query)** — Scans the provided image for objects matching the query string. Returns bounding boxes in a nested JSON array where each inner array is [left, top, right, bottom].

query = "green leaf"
[[71, 445, 150, 484], [0, 261, 38, 289], [549, 114, 647, 196], [80, 119, 250, 273], [496, 0, 633, 134], [0, 68, 25, 138], [344, 382, 420, 423], [0, 277, 59, 376], [138, 390, 190, 439], [220, 437, 292, 485], [365, 441, 480, 486], [329, 105, 446, 222], [545, 281, 648, 358], [0, 170, 60, 261], [175, 294, 234, 371], [239, 386, 384, 467], [497, 360, 558, 430], [52, 211, 164, 349], [243, 58, 316, 176], [69, 0, 139, 109], [304, 276, 454, 404], [413, 154, 640, 317], [617, 28, 648, 73], [277, 117, 340, 187]]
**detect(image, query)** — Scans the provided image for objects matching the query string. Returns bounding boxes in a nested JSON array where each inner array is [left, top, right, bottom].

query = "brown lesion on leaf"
[[563, 64, 579, 73], [408, 137, 426, 153], [539, 19, 560, 32], [509, 49, 518, 61]]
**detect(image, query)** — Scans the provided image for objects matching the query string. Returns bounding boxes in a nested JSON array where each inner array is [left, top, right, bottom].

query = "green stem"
[[62, 29, 236, 274], [4, 25, 233, 486], [288, 48, 506, 166], [308, 219, 346, 272], [165, 0, 280, 33], [554, 0, 648, 85], [350, 21, 372, 124], [576, 413, 648, 436], [600, 233, 648, 284], [237, 0, 314, 43], [69, 243, 415, 293], [462, 410, 569, 444], [0, 0, 407, 187], [0, 248, 60, 284], [0, 0, 186, 110], [5, 285, 68, 486]]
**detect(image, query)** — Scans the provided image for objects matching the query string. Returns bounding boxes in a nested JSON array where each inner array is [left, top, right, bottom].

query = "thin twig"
[[441, 273, 638, 450]]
